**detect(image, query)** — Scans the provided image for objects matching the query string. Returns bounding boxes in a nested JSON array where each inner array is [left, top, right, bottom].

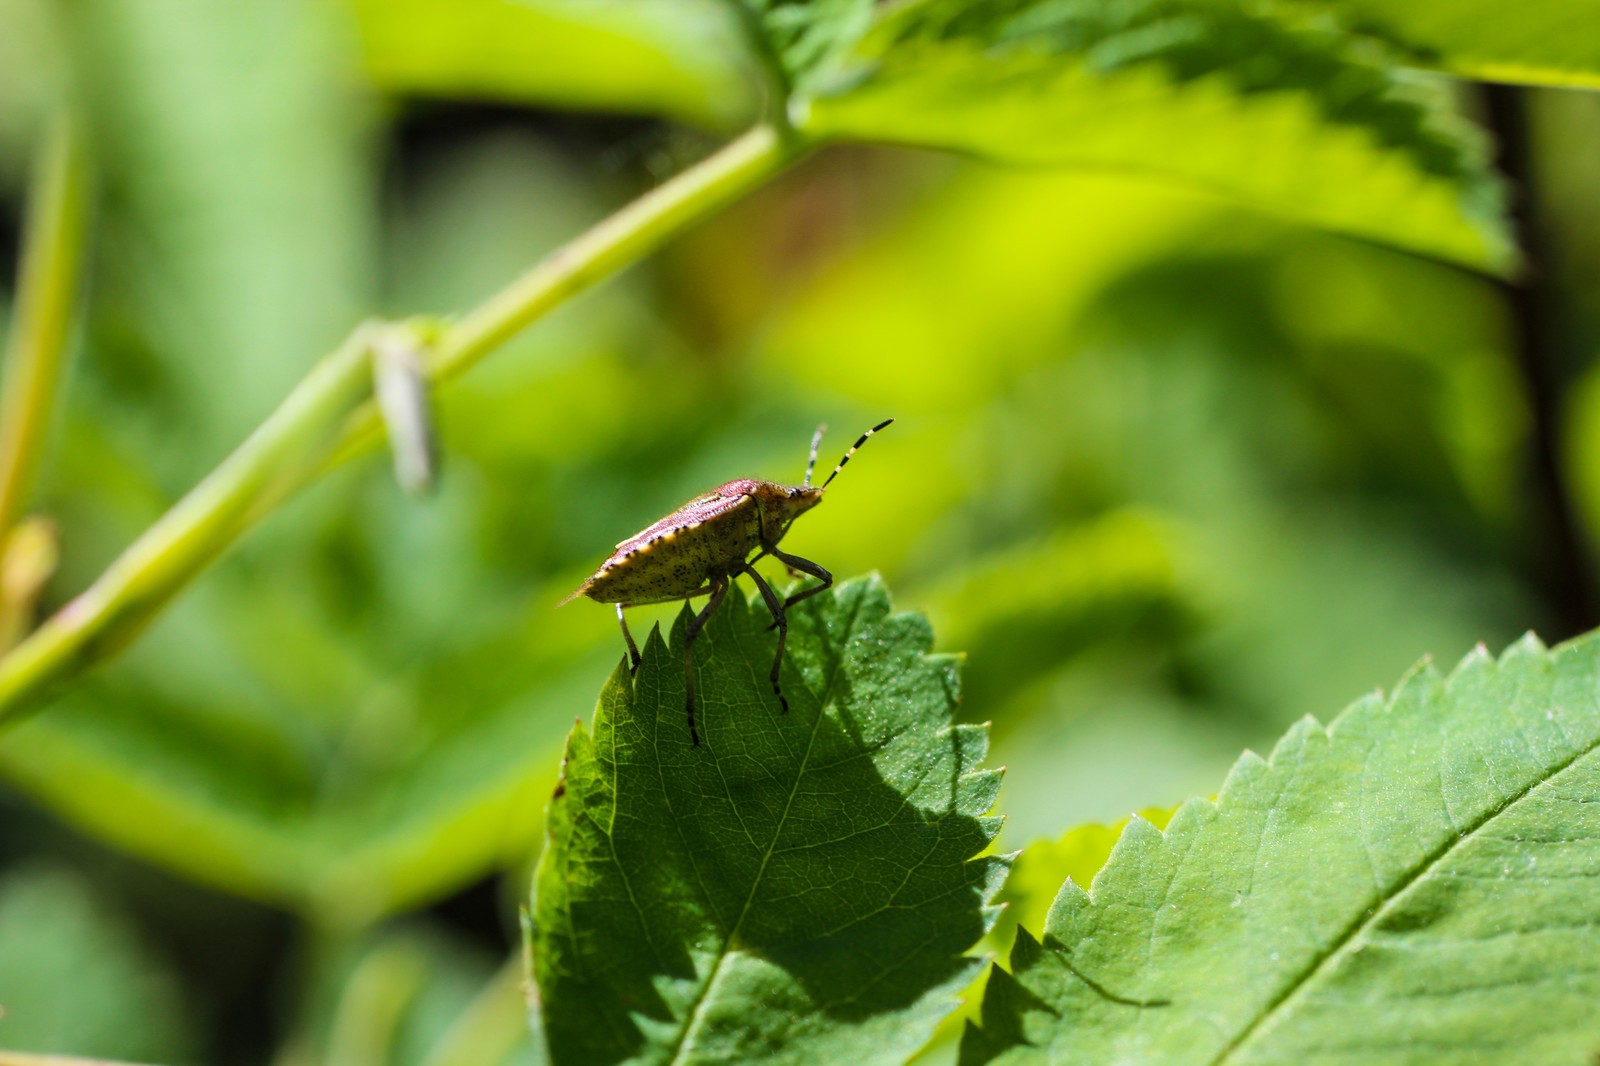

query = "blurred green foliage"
[[1310, 0, 1600, 87], [0, 0, 1597, 1062], [354, 0, 758, 129], [0, 863, 191, 1061]]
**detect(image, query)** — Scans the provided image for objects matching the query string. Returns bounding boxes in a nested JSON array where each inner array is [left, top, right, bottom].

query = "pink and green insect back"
[[564, 419, 894, 745]]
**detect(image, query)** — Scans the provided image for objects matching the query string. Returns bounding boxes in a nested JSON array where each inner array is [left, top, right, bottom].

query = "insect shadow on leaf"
[[562, 419, 894, 745]]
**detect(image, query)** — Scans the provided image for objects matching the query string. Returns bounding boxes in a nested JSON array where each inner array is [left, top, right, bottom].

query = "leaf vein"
[[1210, 731, 1600, 1064], [662, 592, 870, 1065]]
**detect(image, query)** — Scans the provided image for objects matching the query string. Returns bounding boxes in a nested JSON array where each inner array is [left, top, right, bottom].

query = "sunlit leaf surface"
[[965, 633, 1600, 1064], [798, 0, 1512, 272]]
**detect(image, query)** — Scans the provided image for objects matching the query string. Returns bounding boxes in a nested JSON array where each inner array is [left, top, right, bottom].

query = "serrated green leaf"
[[532, 576, 1008, 1066], [963, 633, 1600, 1065], [797, 0, 1512, 273], [1315, 0, 1600, 88]]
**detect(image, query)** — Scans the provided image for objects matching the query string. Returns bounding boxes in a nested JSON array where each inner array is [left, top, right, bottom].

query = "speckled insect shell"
[[569, 479, 824, 606]]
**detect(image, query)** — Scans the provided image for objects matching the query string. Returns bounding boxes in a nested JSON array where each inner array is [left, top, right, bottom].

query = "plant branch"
[[1482, 84, 1599, 638], [0, 123, 802, 724], [0, 114, 90, 541]]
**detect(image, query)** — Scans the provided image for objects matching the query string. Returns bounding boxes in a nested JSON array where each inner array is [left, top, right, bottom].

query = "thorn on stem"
[[370, 323, 440, 497]]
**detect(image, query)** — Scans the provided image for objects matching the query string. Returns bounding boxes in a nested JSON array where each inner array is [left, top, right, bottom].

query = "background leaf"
[[352, 0, 759, 128], [291, 929, 535, 1066], [797, 0, 1512, 272], [0, 0, 65, 191], [908, 807, 1181, 1066], [964, 632, 1600, 1064], [532, 576, 1007, 1065], [1313, 0, 1600, 88], [0, 863, 191, 1061], [987, 807, 1177, 956]]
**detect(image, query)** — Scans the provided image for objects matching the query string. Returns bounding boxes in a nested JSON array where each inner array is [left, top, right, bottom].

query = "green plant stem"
[[0, 123, 802, 724], [0, 115, 89, 542], [324, 122, 803, 467]]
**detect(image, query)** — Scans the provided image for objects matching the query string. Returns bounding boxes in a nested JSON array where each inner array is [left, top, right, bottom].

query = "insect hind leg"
[[741, 563, 791, 715], [763, 545, 833, 616], [682, 576, 730, 746], [616, 603, 641, 673]]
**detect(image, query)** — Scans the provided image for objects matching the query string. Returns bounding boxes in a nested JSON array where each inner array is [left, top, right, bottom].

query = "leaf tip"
[[1260, 715, 1337, 772], [1216, 746, 1270, 804], [1445, 639, 1500, 684], [1389, 652, 1444, 702], [1228, 742, 1267, 777], [1505, 630, 1548, 660], [1154, 796, 1219, 847]]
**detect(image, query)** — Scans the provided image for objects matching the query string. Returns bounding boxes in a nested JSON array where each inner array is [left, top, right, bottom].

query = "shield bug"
[[563, 418, 894, 746]]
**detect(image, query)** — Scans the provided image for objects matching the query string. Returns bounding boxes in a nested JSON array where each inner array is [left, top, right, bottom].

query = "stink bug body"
[[564, 419, 894, 746]]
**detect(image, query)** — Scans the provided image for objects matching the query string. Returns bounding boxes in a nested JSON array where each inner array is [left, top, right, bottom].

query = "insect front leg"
[[616, 603, 641, 673], [740, 563, 790, 715], [763, 544, 833, 612], [682, 575, 730, 747]]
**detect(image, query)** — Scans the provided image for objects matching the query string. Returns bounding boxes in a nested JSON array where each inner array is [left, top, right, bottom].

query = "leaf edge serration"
[[963, 627, 1600, 1065]]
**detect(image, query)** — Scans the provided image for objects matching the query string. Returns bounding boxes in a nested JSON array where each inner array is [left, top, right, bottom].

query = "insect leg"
[[764, 544, 833, 611], [740, 562, 790, 714], [682, 575, 729, 746], [616, 603, 641, 673]]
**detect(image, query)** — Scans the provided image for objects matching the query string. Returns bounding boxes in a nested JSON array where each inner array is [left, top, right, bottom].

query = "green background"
[[1, 0, 1598, 1061]]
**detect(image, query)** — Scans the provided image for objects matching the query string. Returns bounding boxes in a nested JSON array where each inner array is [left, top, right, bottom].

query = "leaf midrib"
[[663, 593, 867, 1065], [1210, 730, 1600, 1064]]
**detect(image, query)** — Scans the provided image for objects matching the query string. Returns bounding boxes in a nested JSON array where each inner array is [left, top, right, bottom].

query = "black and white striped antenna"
[[821, 418, 895, 489], [803, 423, 827, 487]]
